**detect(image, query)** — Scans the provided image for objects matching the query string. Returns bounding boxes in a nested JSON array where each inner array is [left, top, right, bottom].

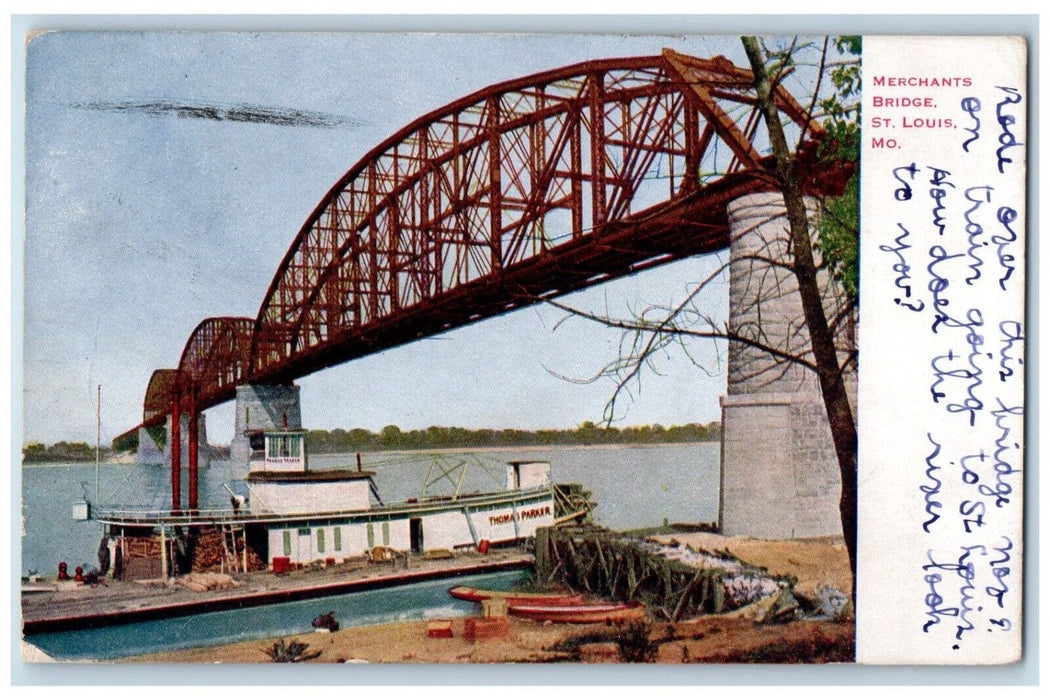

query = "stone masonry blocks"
[[230, 384, 302, 470], [719, 192, 853, 539]]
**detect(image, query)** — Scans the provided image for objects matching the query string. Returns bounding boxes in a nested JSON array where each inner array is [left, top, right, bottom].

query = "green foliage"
[[146, 424, 167, 451], [22, 442, 47, 462], [112, 431, 139, 453], [298, 421, 721, 453], [22, 441, 104, 463], [819, 173, 860, 298], [817, 35, 862, 300], [262, 638, 322, 663], [820, 35, 862, 160]]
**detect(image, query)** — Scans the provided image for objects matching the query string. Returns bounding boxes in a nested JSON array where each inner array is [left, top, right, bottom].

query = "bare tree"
[[742, 35, 858, 598], [544, 36, 860, 600]]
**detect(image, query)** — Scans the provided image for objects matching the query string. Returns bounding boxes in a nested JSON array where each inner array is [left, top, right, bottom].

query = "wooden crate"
[[464, 616, 510, 642], [481, 598, 508, 618], [426, 619, 454, 639]]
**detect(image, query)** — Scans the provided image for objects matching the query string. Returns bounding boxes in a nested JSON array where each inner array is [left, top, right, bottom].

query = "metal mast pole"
[[95, 384, 101, 504]]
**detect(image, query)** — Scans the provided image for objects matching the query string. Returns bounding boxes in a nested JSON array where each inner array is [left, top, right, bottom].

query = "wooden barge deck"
[[22, 548, 532, 635]]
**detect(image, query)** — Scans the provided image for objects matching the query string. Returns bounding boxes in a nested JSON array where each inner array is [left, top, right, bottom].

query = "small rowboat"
[[447, 585, 583, 607], [507, 601, 646, 624]]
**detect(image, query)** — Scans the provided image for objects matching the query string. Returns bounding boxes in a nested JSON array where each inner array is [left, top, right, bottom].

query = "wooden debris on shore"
[[174, 571, 243, 592], [534, 526, 792, 622], [552, 483, 595, 524], [481, 598, 509, 618]]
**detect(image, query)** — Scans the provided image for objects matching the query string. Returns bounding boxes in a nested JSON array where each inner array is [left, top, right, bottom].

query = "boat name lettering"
[[488, 505, 550, 526]]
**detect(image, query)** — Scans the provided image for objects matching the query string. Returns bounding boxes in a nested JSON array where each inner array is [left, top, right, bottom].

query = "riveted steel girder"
[[133, 49, 853, 431]]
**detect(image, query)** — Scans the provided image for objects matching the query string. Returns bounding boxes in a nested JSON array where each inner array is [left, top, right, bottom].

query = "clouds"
[[71, 99, 362, 129]]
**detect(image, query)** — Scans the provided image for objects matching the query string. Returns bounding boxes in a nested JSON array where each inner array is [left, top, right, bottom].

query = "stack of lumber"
[[122, 536, 162, 559], [190, 529, 266, 572], [423, 549, 455, 560], [174, 571, 243, 592]]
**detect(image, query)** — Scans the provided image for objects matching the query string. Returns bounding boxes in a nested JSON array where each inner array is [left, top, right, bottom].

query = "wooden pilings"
[[535, 526, 753, 622]]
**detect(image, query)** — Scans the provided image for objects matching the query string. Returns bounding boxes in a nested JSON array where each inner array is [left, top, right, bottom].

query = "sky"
[[19, 31, 814, 446]]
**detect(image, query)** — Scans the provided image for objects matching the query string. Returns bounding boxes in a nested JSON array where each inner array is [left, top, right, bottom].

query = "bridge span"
[[124, 48, 852, 522]]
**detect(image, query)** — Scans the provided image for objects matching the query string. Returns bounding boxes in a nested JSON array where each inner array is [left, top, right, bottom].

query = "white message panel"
[[857, 36, 1026, 665]]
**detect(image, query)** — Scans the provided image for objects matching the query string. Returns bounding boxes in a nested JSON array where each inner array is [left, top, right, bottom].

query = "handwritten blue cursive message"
[[879, 80, 1025, 653]]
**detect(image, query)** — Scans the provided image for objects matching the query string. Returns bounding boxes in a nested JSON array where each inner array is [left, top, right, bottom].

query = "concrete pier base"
[[136, 426, 164, 463], [718, 192, 854, 539], [719, 393, 842, 538], [230, 384, 302, 470]]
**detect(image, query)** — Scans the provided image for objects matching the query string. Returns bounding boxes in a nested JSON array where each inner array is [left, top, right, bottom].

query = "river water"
[[21, 443, 719, 659], [21, 442, 720, 577], [26, 569, 527, 661]]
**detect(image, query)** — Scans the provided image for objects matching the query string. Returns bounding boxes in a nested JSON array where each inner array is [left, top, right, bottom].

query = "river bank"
[[121, 533, 853, 664], [125, 611, 854, 664]]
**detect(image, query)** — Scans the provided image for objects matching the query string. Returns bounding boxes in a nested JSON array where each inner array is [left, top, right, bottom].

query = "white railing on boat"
[[91, 485, 552, 528]]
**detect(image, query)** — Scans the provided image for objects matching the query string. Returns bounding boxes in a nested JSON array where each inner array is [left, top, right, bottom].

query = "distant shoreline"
[[21, 440, 719, 467], [317, 440, 719, 459]]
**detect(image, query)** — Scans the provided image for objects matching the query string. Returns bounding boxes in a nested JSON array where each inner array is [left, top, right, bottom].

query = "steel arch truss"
[[249, 49, 825, 382], [143, 369, 182, 425], [133, 49, 850, 430], [178, 317, 255, 399]]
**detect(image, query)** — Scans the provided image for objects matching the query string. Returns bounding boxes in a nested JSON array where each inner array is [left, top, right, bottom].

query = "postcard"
[[17, 29, 1026, 671]]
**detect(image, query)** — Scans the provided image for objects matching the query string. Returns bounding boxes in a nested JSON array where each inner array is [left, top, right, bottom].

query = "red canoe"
[[507, 601, 646, 624], [447, 586, 583, 607]]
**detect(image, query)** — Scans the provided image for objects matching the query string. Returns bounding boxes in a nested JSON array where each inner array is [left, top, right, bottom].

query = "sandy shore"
[[127, 533, 854, 664]]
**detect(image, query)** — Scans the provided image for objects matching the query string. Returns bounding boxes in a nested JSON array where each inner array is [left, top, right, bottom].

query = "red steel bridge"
[[125, 49, 851, 510]]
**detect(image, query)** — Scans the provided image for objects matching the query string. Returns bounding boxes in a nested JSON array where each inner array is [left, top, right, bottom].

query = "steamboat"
[[91, 427, 591, 577]]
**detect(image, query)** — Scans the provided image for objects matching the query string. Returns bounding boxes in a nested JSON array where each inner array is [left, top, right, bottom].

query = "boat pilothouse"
[[92, 426, 578, 576], [243, 429, 379, 515]]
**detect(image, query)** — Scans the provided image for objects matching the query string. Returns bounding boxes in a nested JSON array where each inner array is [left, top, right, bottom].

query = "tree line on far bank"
[[28, 421, 721, 462], [22, 441, 109, 463], [303, 421, 720, 453]]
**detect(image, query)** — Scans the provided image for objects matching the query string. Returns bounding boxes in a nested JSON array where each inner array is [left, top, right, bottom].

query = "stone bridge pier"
[[135, 416, 209, 469], [163, 413, 210, 473], [718, 192, 856, 539], [136, 425, 163, 463], [230, 384, 302, 470]]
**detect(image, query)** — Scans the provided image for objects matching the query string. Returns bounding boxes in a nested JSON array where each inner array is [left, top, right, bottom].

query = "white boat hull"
[[265, 491, 554, 566]]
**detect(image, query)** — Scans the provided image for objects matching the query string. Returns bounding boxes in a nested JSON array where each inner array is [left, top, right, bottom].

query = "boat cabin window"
[[249, 433, 266, 452], [267, 433, 302, 459]]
